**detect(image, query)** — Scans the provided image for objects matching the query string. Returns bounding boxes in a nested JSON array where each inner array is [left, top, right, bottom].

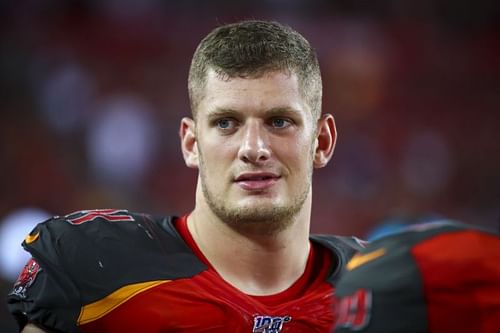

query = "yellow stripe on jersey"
[[346, 248, 386, 271], [24, 232, 40, 244], [78, 280, 171, 325]]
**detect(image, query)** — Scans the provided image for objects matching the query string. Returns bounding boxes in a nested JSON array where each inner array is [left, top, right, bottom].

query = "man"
[[8, 20, 364, 332]]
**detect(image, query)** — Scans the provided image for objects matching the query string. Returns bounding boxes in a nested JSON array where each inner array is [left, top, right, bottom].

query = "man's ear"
[[313, 113, 337, 168], [179, 117, 199, 169]]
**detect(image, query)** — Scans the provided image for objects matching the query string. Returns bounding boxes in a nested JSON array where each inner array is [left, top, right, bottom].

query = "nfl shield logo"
[[253, 315, 291, 333]]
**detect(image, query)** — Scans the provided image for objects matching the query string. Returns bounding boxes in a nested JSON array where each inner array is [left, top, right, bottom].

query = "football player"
[[8, 20, 363, 333]]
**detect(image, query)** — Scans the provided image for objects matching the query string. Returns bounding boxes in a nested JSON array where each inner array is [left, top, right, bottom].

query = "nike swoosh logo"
[[346, 248, 386, 271], [24, 231, 40, 244]]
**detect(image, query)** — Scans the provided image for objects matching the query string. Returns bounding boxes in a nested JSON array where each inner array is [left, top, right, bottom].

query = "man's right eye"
[[216, 118, 235, 130]]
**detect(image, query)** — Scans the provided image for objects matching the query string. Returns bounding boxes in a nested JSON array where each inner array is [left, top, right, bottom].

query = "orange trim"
[[24, 232, 40, 244], [78, 280, 171, 325], [347, 248, 386, 271]]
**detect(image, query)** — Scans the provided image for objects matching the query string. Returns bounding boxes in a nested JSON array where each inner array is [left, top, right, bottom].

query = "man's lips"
[[234, 172, 280, 191]]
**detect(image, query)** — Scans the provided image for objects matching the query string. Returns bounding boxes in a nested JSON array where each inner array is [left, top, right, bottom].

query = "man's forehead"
[[199, 70, 309, 112]]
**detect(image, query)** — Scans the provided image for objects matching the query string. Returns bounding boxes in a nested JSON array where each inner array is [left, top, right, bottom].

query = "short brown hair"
[[188, 20, 322, 120]]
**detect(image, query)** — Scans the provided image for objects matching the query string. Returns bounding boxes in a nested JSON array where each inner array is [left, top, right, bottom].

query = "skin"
[[180, 69, 336, 295], [21, 69, 336, 333], [22, 324, 48, 333]]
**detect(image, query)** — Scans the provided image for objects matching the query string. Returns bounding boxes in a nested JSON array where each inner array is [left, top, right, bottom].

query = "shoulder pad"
[[333, 221, 500, 332], [9, 210, 207, 333], [22, 210, 207, 305], [310, 234, 366, 285]]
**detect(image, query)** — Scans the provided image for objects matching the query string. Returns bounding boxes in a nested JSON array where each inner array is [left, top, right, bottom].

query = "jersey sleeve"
[[7, 217, 82, 333], [6, 209, 201, 333]]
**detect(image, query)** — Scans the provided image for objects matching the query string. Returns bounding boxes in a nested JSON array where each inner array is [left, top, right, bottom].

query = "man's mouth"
[[234, 172, 280, 191]]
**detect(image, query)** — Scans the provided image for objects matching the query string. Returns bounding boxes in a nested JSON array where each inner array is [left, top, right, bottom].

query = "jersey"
[[7, 209, 363, 333], [333, 221, 500, 333]]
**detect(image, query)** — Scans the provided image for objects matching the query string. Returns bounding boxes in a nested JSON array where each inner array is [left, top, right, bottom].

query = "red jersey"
[[8, 209, 362, 333]]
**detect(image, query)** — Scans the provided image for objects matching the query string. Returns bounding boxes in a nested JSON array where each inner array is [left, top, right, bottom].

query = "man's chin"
[[222, 211, 293, 236], [203, 184, 309, 233], [233, 199, 286, 218], [212, 201, 298, 231]]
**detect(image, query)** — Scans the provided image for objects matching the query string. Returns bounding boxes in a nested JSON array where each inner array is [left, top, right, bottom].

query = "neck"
[[187, 195, 312, 296]]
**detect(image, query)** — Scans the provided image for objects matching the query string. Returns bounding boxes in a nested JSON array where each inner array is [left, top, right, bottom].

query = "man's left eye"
[[271, 118, 291, 128]]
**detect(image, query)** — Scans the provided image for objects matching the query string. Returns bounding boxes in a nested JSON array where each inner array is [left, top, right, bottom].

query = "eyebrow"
[[206, 106, 303, 119], [265, 107, 303, 118], [206, 108, 239, 119]]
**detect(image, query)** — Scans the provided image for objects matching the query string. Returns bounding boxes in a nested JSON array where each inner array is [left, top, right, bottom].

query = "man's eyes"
[[270, 118, 292, 129], [212, 117, 293, 131], [215, 118, 237, 130]]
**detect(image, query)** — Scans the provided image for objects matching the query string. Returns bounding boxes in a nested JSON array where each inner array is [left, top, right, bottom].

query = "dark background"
[[1, 1, 499, 331]]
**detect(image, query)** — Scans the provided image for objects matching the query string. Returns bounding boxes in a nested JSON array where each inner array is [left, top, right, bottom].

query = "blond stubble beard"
[[198, 149, 314, 236]]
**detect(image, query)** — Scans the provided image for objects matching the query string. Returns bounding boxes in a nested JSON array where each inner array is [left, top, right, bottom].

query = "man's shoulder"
[[310, 233, 367, 285], [332, 220, 500, 332], [9, 210, 207, 333], [22, 209, 207, 286]]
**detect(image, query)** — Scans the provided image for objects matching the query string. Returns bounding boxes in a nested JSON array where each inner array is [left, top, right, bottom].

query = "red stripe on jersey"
[[66, 209, 135, 225]]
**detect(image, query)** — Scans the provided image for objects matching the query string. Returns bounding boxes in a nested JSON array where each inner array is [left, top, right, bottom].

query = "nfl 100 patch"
[[253, 315, 291, 333]]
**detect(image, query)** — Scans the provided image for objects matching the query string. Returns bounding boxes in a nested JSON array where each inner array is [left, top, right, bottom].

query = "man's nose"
[[237, 120, 271, 163]]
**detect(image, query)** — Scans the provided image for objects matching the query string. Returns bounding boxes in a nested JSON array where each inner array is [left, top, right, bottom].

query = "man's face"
[[190, 69, 320, 230]]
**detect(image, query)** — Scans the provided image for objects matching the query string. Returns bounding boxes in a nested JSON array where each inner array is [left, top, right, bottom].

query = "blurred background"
[[0, 0, 499, 331]]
